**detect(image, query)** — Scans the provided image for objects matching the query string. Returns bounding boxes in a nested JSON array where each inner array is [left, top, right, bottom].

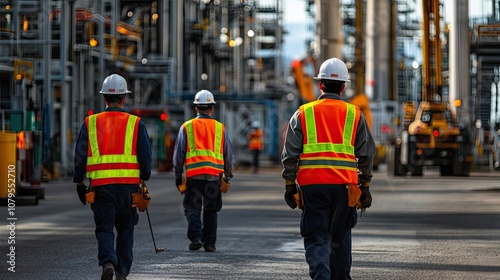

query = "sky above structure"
[[283, 0, 488, 61], [282, 0, 309, 60]]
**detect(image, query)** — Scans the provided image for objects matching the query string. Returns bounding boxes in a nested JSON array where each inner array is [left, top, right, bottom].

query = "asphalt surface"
[[1, 165, 500, 279]]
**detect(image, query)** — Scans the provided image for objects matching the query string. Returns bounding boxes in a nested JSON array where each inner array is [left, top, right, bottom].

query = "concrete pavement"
[[1, 166, 500, 279]]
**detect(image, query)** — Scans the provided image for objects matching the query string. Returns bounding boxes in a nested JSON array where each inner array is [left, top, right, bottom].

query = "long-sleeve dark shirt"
[[281, 93, 376, 185], [73, 107, 152, 184]]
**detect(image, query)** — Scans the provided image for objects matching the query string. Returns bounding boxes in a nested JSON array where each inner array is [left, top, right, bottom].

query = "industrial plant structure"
[[1, 0, 500, 185]]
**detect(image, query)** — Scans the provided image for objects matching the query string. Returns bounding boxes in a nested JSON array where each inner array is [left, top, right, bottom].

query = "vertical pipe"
[[389, 0, 397, 101], [161, 0, 169, 104], [111, 0, 117, 60], [176, 0, 183, 97], [61, 0, 68, 172], [450, 0, 470, 123], [43, 0, 52, 167], [221, 1, 229, 94], [355, 0, 364, 95], [275, 0, 283, 85], [98, 0, 105, 112], [365, 0, 391, 101], [79, 50, 85, 123], [365, 0, 375, 99], [189, 4, 197, 93], [233, 8, 242, 95], [315, 0, 342, 62], [162, 0, 169, 58]]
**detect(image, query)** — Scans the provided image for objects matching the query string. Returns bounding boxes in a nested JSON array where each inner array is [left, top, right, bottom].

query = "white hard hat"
[[252, 121, 261, 128], [100, 74, 131, 94], [193, 89, 216, 105], [313, 58, 350, 82]]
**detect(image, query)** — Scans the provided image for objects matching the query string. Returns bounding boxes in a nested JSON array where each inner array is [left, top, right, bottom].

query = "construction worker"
[[173, 89, 234, 253], [73, 74, 152, 280], [247, 120, 264, 173], [281, 58, 375, 280]]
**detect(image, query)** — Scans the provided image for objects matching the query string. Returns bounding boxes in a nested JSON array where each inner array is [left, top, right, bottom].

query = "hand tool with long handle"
[[146, 208, 165, 253]]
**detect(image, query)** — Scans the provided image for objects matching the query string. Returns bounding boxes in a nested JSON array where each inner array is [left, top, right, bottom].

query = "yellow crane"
[[389, 0, 471, 176]]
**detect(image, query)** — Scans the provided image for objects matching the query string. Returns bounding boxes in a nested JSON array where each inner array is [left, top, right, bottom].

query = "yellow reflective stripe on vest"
[[185, 120, 224, 160], [302, 102, 356, 155], [87, 114, 139, 165], [214, 122, 223, 158], [185, 120, 196, 155], [343, 103, 356, 149], [124, 115, 137, 155], [90, 169, 141, 178], [88, 155, 139, 164], [304, 104, 317, 144], [88, 115, 100, 157]]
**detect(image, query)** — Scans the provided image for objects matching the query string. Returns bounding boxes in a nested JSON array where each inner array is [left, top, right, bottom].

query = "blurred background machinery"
[[0, 0, 292, 183], [1, 0, 500, 187], [292, 0, 500, 174]]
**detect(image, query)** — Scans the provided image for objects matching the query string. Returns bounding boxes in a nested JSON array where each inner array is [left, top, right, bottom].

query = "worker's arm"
[[173, 125, 187, 179], [281, 110, 303, 182], [73, 122, 88, 184], [355, 112, 376, 185], [223, 128, 234, 178], [137, 120, 152, 181]]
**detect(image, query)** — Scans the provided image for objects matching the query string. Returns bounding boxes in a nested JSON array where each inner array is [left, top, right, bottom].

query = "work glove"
[[224, 173, 233, 182], [176, 176, 187, 194], [359, 186, 372, 208], [284, 182, 298, 209], [220, 173, 232, 193], [175, 176, 183, 190], [76, 184, 87, 205]]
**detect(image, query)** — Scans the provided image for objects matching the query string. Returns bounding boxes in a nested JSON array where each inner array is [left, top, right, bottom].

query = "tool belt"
[[293, 188, 304, 210], [85, 186, 95, 204], [347, 184, 361, 208], [132, 182, 151, 212]]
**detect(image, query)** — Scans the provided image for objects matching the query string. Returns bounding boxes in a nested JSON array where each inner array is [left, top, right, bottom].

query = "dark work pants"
[[93, 184, 138, 278], [183, 178, 222, 246], [300, 184, 358, 280], [251, 149, 260, 172]]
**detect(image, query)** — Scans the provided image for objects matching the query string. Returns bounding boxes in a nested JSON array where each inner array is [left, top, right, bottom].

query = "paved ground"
[[1, 165, 500, 279]]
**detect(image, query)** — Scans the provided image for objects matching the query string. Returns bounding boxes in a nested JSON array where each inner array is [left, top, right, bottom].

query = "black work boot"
[[189, 240, 203, 251], [101, 263, 114, 280], [204, 244, 216, 252]]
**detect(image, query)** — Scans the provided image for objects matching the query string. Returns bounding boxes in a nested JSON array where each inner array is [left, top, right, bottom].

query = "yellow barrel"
[[0, 132, 17, 198]]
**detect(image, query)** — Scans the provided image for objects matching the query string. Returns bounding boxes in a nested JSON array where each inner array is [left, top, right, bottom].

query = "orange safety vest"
[[17, 131, 27, 149], [183, 118, 225, 177], [248, 128, 263, 150], [85, 112, 141, 186], [297, 99, 360, 186]]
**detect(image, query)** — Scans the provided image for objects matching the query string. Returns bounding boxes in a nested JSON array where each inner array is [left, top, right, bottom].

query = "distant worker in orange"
[[247, 120, 264, 173]]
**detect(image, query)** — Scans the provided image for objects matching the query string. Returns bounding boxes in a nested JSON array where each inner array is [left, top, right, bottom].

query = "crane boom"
[[421, 0, 443, 102]]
